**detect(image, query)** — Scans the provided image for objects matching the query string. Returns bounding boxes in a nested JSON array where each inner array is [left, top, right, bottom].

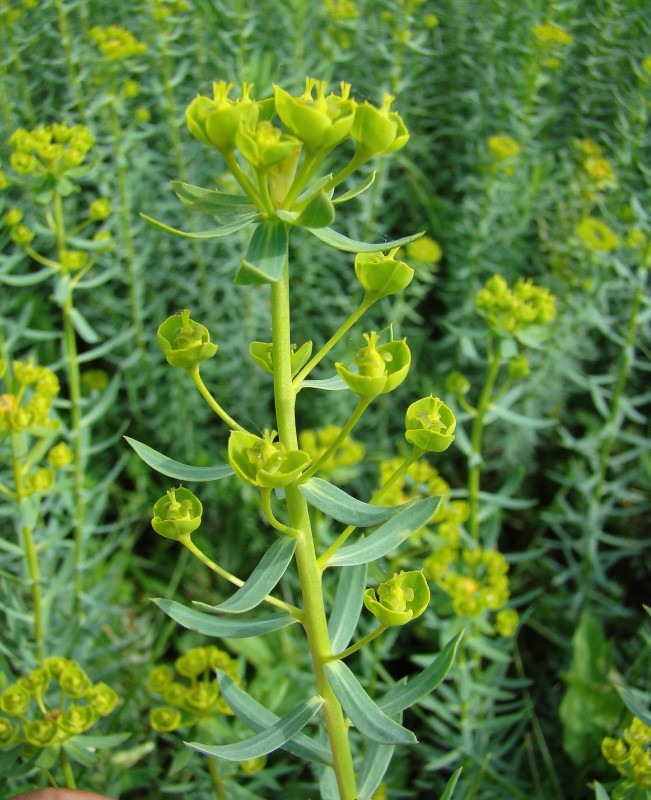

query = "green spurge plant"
[[129, 78, 463, 799]]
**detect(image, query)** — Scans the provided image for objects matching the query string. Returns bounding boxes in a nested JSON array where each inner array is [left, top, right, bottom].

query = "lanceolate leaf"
[[186, 696, 324, 761], [299, 478, 405, 527], [440, 767, 463, 800], [153, 599, 298, 638], [171, 180, 255, 219], [194, 538, 296, 614], [302, 375, 349, 391], [217, 672, 331, 766], [325, 661, 417, 745], [125, 436, 233, 482], [234, 220, 288, 285], [140, 211, 259, 239], [333, 171, 376, 204], [327, 496, 441, 567], [328, 563, 367, 653], [357, 741, 395, 800], [0, 267, 53, 286], [618, 686, 651, 727], [307, 226, 424, 253], [378, 631, 464, 715], [68, 307, 100, 343]]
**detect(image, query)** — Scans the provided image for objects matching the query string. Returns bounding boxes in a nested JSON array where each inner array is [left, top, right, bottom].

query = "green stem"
[[52, 0, 85, 114], [300, 396, 371, 482], [11, 430, 44, 663], [328, 624, 386, 662], [208, 757, 226, 800], [282, 150, 327, 210], [190, 368, 247, 432], [293, 296, 375, 390], [270, 263, 358, 799], [224, 153, 267, 214], [318, 447, 422, 568], [260, 488, 299, 537], [182, 537, 302, 618], [467, 337, 502, 541], [60, 748, 77, 789]]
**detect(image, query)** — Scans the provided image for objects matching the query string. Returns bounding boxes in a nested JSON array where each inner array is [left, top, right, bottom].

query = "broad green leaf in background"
[[307, 226, 424, 253], [379, 631, 464, 715], [234, 220, 288, 285], [125, 436, 233, 482], [217, 672, 331, 766], [327, 496, 441, 567], [299, 478, 405, 527], [325, 661, 417, 745], [193, 538, 296, 615], [618, 686, 651, 727], [328, 563, 367, 653], [186, 696, 324, 761], [152, 599, 298, 638]]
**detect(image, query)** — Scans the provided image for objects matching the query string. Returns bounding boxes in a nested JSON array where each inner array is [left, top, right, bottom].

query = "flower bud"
[[152, 487, 203, 540], [59, 704, 96, 735], [3, 207, 23, 227], [186, 81, 259, 154], [508, 354, 530, 379], [405, 396, 456, 452], [240, 756, 268, 774], [350, 94, 409, 160], [25, 468, 55, 494], [0, 684, 31, 716], [60, 663, 92, 698], [335, 331, 411, 397], [601, 736, 629, 766], [150, 705, 182, 732], [89, 197, 111, 221], [157, 309, 218, 371], [354, 248, 414, 299], [87, 683, 119, 716], [494, 608, 519, 637], [182, 680, 220, 715], [273, 79, 355, 152], [363, 570, 430, 626], [175, 647, 209, 678], [147, 665, 175, 695], [228, 429, 311, 489], [445, 371, 470, 396], [10, 223, 35, 246], [47, 442, 73, 469], [24, 719, 59, 748]]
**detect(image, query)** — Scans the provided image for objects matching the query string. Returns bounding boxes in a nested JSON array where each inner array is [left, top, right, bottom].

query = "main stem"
[[270, 260, 357, 799]]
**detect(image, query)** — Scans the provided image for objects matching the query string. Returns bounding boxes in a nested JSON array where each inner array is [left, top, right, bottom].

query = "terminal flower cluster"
[[0, 658, 118, 750], [147, 646, 239, 732], [8, 122, 94, 180], [88, 25, 148, 61], [474, 274, 556, 335], [602, 717, 651, 796]]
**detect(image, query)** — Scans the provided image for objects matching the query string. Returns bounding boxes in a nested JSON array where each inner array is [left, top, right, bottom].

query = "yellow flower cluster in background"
[[576, 216, 620, 253], [8, 122, 94, 179], [532, 21, 573, 68], [147, 646, 239, 732], [424, 544, 519, 635], [475, 275, 556, 335], [602, 717, 651, 791], [88, 25, 147, 61], [0, 658, 118, 749], [299, 425, 365, 481]]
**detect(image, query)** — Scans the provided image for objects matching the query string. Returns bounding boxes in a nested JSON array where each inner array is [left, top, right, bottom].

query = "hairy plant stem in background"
[[52, 191, 87, 618], [271, 255, 358, 799]]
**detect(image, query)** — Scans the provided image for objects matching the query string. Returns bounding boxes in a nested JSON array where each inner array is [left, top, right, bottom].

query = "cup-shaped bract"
[[228, 429, 311, 489], [405, 396, 456, 453], [354, 249, 414, 299], [236, 120, 302, 168], [186, 81, 259, 155], [336, 332, 411, 397], [351, 94, 409, 160], [273, 78, 356, 153], [364, 570, 430, 627], [152, 487, 203, 540], [157, 309, 218, 371]]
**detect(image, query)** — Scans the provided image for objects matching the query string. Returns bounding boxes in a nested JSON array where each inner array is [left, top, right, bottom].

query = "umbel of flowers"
[[138, 77, 460, 800]]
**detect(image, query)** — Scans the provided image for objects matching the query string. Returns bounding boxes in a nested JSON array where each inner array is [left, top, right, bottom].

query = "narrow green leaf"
[[296, 173, 334, 205], [440, 767, 463, 800], [171, 180, 255, 219], [325, 661, 417, 745], [333, 171, 376, 204], [81, 374, 121, 428], [327, 496, 441, 567], [140, 211, 258, 239], [70, 733, 131, 749], [68, 307, 100, 343], [302, 375, 349, 391], [379, 631, 463, 715], [125, 436, 233, 482], [0, 267, 53, 286], [62, 738, 99, 767], [217, 672, 331, 765], [234, 220, 288, 285], [77, 328, 133, 364], [618, 686, 651, 727], [299, 478, 405, 527], [357, 741, 395, 800], [186, 696, 324, 761], [328, 563, 367, 653], [194, 538, 296, 614], [153, 598, 298, 638], [307, 226, 424, 253]]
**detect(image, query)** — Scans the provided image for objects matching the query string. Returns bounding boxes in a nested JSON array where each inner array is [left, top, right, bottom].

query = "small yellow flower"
[[532, 22, 573, 47], [487, 135, 520, 160], [406, 235, 442, 265], [576, 217, 620, 253]]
